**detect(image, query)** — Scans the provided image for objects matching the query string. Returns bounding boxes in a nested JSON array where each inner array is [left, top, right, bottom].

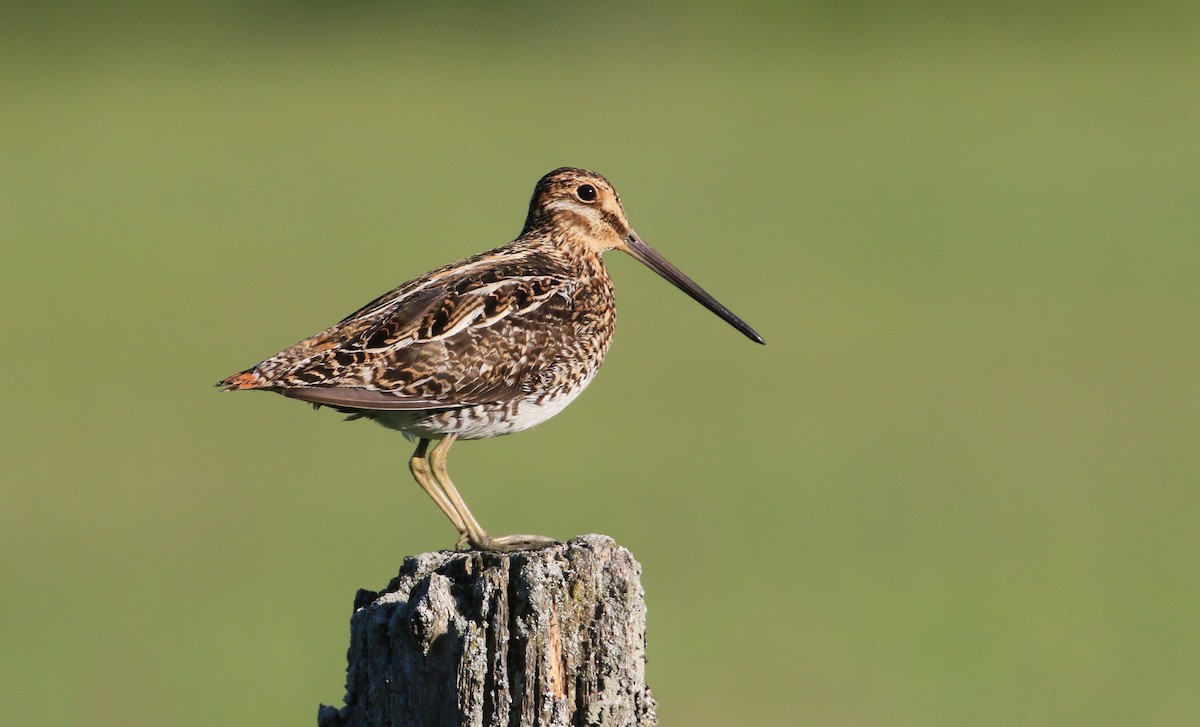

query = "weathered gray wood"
[[317, 534, 657, 727]]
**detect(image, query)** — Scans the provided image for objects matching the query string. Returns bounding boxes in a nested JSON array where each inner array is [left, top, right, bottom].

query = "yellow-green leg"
[[409, 438, 471, 548], [425, 434, 558, 552]]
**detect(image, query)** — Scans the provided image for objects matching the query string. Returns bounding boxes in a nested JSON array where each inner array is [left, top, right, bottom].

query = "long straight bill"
[[623, 232, 765, 344]]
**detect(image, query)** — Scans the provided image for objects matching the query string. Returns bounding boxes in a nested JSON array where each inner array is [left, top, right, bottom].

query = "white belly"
[[368, 368, 599, 441]]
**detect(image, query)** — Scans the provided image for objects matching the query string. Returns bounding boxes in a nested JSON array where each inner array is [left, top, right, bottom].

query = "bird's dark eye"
[[576, 184, 597, 202]]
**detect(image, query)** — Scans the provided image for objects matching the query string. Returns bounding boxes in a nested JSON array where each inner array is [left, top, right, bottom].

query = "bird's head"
[[523, 167, 764, 345]]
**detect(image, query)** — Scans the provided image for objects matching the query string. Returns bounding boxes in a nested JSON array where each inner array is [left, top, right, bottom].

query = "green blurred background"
[[3, 2, 1198, 725]]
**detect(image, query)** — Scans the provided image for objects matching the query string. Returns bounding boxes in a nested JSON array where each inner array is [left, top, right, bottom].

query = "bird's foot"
[[468, 533, 560, 553]]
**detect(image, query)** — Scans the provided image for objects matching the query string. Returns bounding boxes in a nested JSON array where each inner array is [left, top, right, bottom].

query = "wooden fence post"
[[317, 534, 658, 727]]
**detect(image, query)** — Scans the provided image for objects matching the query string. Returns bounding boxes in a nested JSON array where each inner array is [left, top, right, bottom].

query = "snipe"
[[219, 168, 763, 551]]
